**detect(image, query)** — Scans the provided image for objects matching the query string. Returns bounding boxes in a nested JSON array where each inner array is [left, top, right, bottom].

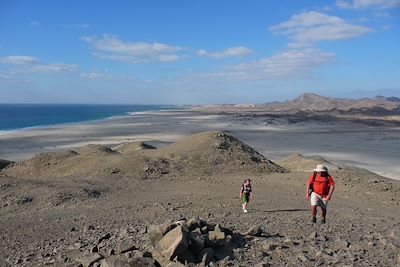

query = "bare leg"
[[321, 208, 327, 223], [311, 205, 317, 223], [242, 202, 248, 212]]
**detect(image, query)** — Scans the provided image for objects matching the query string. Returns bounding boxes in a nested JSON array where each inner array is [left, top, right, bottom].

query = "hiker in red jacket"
[[306, 164, 335, 224]]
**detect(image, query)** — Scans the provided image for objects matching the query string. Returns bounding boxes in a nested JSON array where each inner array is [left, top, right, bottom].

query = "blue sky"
[[0, 0, 399, 104]]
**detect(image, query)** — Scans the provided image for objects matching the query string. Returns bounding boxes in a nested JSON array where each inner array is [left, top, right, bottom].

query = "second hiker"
[[240, 179, 253, 213]]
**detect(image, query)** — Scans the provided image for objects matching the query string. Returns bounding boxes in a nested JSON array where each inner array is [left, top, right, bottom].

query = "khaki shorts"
[[310, 192, 327, 209]]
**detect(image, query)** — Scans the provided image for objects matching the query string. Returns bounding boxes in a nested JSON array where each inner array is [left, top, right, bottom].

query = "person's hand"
[[323, 196, 330, 202], [306, 194, 310, 200]]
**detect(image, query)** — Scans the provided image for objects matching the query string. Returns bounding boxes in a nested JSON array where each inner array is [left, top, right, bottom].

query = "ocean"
[[0, 104, 172, 131]]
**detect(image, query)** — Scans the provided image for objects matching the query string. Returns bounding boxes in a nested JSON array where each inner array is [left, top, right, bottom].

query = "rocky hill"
[[2, 131, 285, 181], [277, 153, 340, 173]]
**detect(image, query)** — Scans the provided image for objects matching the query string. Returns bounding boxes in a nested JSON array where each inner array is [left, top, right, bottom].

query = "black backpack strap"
[[309, 172, 317, 194], [312, 171, 317, 183]]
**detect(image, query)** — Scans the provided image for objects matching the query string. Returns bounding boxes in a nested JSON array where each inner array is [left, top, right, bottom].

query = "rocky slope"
[[0, 132, 399, 266]]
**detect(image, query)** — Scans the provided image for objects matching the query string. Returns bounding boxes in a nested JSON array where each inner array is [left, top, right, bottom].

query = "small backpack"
[[242, 184, 252, 195]]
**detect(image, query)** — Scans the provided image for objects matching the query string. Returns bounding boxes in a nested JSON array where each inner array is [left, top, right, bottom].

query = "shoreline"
[[0, 109, 399, 181], [0, 104, 175, 133]]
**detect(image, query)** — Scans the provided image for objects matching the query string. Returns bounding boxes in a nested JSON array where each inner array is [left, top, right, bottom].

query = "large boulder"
[[155, 225, 190, 260], [148, 221, 177, 246]]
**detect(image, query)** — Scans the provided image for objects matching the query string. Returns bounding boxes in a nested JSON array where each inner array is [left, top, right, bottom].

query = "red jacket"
[[308, 173, 335, 197]]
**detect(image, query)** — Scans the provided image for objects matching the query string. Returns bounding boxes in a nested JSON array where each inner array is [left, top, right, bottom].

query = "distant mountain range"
[[257, 93, 400, 113], [194, 93, 400, 126]]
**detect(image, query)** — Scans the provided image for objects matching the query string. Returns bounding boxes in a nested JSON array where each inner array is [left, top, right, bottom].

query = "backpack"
[[242, 184, 252, 195], [310, 172, 330, 195]]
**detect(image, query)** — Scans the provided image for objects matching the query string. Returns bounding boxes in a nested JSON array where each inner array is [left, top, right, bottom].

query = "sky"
[[0, 0, 399, 104]]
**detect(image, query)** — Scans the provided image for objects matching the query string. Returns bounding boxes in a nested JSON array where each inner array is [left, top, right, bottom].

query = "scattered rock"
[[177, 249, 197, 264], [334, 239, 350, 251], [389, 230, 400, 248], [98, 233, 112, 244], [260, 241, 278, 252], [283, 238, 294, 246], [246, 226, 263, 237], [187, 217, 200, 231], [75, 252, 104, 267], [198, 247, 214, 265], [84, 225, 95, 232], [189, 232, 205, 255], [100, 255, 157, 267], [117, 241, 137, 254], [208, 231, 226, 246]]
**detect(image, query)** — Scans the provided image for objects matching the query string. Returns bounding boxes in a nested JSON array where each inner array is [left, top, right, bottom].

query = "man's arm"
[[306, 183, 311, 200], [325, 185, 335, 201]]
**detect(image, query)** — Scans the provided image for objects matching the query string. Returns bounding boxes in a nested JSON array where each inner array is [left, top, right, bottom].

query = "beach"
[[1, 109, 399, 180]]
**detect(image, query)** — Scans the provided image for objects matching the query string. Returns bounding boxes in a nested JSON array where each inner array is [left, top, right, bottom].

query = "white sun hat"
[[314, 164, 328, 172]]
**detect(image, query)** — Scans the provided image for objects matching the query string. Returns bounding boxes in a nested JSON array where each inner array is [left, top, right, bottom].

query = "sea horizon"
[[0, 103, 175, 132]]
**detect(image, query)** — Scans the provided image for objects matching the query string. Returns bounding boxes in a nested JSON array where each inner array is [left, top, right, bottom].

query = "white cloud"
[[72, 24, 90, 28], [0, 55, 40, 65], [336, 0, 400, 9], [30, 21, 39, 27], [31, 63, 78, 73], [61, 23, 90, 29], [0, 73, 11, 79], [82, 34, 186, 63], [269, 11, 372, 47], [197, 49, 334, 81], [159, 54, 188, 62], [0, 55, 78, 74], [373, 11, 393, 17], [197, 47, 253, 59], [80, 71, 134, 80]]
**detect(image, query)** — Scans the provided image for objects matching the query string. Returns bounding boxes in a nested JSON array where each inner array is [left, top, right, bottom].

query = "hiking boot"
[[311, 217, 317, 224]]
